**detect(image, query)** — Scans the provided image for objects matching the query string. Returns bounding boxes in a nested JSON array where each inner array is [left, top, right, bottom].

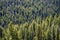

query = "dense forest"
[[0, 0, 60, 40]]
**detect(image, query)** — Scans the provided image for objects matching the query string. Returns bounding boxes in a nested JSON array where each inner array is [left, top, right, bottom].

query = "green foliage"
[[0, 0, 60, 40], [0, 0, 60, 26], [1, 15, 60, 40]]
